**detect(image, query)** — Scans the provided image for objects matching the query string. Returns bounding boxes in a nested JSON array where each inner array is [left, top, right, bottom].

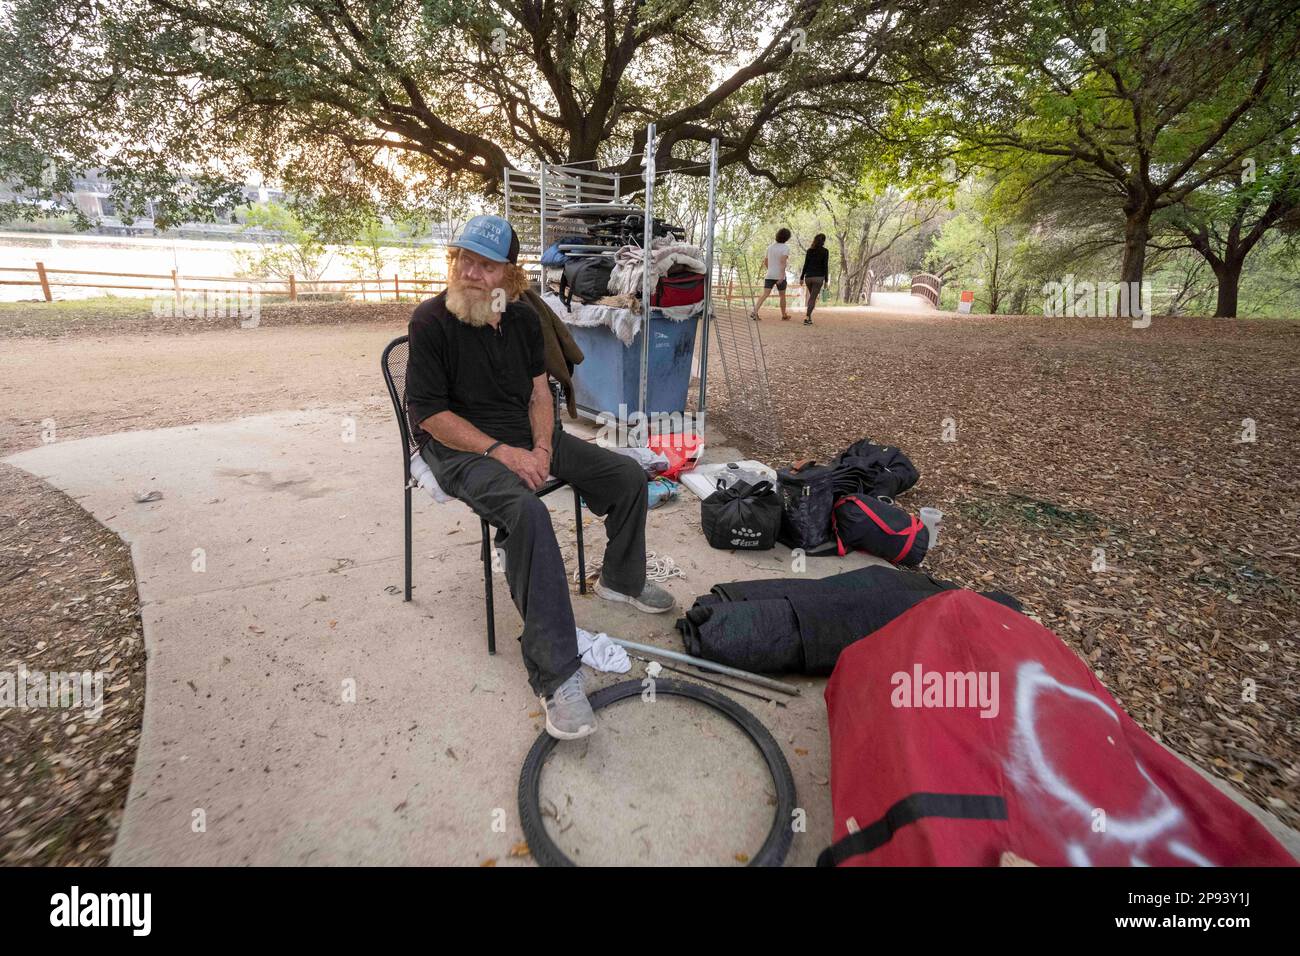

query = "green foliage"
[[0, 0, 989, 224], [232, 202, 330, 280], [882, 0, 1300, 293]]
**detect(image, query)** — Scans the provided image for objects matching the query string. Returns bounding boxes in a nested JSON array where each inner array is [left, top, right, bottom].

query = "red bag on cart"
[[819, 589, 1296, 867], [650, 271, 706, 307]]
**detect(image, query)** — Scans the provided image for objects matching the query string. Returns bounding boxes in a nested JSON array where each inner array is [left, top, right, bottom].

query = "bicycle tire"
[[518, 677, 797, 867]]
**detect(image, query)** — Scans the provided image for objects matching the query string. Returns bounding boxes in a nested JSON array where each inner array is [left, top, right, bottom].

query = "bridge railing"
[[910, 272, 942, 307]]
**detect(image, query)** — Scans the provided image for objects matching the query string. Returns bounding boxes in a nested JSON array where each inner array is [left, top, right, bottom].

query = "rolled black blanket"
[[676, 566, 1022, 675]]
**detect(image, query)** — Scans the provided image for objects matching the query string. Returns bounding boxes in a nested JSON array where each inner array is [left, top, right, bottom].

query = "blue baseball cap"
[[449, 214, 520, 264]]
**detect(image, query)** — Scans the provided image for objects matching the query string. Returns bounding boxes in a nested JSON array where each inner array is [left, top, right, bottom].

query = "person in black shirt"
[[800, 233, 830, 325], [405, 215, 675, 740]]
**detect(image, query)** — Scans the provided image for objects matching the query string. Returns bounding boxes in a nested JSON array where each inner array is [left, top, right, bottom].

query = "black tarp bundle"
[[675, 566, 1022, 675]]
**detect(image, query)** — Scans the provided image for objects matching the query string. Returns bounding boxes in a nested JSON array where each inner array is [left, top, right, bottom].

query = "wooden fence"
[[0, 260, 806, 308], [0, 261, 452, 303]]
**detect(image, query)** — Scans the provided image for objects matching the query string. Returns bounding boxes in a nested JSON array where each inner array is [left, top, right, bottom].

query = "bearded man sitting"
[[404, 215, 676, 740]]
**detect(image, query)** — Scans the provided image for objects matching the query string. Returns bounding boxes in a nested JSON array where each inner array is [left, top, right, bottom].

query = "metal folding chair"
[[381, 334, 586, 654]]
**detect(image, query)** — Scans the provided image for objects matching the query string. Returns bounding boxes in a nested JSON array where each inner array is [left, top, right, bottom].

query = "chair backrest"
[[380, 336, 417, 462]]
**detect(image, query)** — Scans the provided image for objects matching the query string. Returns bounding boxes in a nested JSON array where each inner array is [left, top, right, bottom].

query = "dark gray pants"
[[421, 423, 648, 697]]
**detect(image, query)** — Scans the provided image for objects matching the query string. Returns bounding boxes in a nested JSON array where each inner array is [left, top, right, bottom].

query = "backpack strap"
[[831, 496, 847, 556], [833, 496, 924, 564]]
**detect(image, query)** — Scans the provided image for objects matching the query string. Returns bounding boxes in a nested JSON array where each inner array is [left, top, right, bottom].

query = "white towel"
[[409, 450, 454, 503], [576, 626, 631, 673]]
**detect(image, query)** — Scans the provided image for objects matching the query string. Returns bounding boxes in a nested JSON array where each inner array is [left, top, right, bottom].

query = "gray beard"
[[446, 282, 498, 327]]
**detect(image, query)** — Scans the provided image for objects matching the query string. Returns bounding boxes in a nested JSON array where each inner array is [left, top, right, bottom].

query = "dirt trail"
[[1, 322, 406, 456]]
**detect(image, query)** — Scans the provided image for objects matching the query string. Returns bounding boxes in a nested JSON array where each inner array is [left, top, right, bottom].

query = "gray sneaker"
[[595, 576, 676, 614], [541, 670, 597, 740]]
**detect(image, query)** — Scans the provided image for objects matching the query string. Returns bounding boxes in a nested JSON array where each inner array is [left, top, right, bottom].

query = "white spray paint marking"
[[1006, 661, 1197, 857], [1167, 840, 1213, 867]]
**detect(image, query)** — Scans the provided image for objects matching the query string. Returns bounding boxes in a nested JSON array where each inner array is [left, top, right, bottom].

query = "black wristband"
[[483, 440, 504, 458]]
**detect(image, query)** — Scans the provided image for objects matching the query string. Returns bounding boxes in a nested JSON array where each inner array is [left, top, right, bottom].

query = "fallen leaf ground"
[[0, 463, 145, 865], [710, 303, 1300, 827]]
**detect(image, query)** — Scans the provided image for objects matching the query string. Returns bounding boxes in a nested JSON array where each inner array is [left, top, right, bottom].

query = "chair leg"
[[574, 485, 587, 594], [403, 485, 412, 602], [481, 518, 496, 655]]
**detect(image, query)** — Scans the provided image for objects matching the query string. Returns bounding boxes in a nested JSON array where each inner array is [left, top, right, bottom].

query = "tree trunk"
[[988, 230, 1001, 314], [836, 235, 852, 300], [1214, 259, 1242, 318], [1120, 208, 1150, 292]]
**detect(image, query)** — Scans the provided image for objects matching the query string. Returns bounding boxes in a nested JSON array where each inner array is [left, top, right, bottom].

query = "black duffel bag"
[[831, 494, 929, 566], [776, 459, 837, 554], [831, 439, 919, 499], [701, 479, 782, 550], [559, 255, 615, 308]]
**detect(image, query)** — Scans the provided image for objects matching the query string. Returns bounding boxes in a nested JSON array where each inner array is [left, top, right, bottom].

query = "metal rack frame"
[[503, 125, 721, 433]]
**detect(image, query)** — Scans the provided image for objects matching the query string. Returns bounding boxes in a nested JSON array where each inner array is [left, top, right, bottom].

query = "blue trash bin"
[[567, 309, 700, 422]]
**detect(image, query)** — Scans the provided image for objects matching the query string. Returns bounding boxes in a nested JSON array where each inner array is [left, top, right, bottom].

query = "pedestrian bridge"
[[866, 290, 938, 312]]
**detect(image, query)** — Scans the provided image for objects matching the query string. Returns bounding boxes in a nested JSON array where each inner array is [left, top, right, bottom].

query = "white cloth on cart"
[[542, 290, 704, 347], [608, 237, 708, 299]]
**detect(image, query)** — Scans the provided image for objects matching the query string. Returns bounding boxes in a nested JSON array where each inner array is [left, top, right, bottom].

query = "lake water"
[[0, 231, 447, 303]]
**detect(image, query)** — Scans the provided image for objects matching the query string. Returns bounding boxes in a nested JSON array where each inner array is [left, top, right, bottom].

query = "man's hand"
[[532, 444, 553, 480], [492, 444, 549, 490]]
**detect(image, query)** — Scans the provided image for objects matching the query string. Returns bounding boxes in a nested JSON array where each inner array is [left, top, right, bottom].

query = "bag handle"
[[727, 479, 774, 499]]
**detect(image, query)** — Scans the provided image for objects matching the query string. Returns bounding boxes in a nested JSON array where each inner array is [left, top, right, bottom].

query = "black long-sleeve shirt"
[[801, 246, 829, 280]]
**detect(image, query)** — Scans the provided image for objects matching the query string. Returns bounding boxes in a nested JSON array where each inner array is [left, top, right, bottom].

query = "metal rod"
[[610, 638, 800, 696], [628, 655, 786, 707], [638, 122, 656, 429], [538, 164, 547, 262], [698, 137, 719, 429]]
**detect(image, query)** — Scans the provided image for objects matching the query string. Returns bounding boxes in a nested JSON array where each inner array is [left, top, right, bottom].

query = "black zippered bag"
[[776, 459, 837, 554]]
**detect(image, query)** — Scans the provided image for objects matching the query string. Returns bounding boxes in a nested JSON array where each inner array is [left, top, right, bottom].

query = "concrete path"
[[6, 410, 884, 866], [9, 405, 1295, 865]]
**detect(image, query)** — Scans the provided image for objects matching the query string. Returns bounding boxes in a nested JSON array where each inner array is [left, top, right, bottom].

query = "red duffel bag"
[[819, 589, 1296, 867]]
